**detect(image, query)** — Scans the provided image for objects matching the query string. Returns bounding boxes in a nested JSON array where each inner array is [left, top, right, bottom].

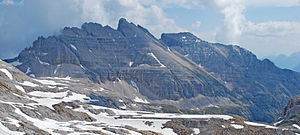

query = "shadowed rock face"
[[160, 32, 300, 122], [275, 95, 300, 129], [5, 18, 233, 103]]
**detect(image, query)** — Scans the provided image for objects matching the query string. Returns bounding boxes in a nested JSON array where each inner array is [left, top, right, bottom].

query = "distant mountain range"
[[5, 18, 300, 123], [268, 52, 300, 72]]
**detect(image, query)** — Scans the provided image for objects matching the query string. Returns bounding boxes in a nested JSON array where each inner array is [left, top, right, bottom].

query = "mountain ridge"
[[5, 18, 300, 123]]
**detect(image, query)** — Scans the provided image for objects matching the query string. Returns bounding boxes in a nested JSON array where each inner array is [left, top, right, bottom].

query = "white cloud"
[[0, 0, 182, 59], [246, 0, 300, 7], [245, 21, 300, 36], [0, 0, 14, 5], [192, 21, 201, 29], [212, 0, 246, 44]]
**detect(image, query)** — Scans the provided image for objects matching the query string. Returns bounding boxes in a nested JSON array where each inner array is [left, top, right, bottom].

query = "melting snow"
[[131, 81, 139, 92], [293, 124, 300, 129], [54, 64, 61, 75], [5, 117, 21, 127], [28, 91, 88, 110], [129, 62, 134, 67], [244, 121, 277, 129], [19, 81, 39, 87], [44, 76, 72, 81], [25, 67, 31, 74], [80, 64, 86, 70], [15, 85, 25, 93], [70, 44, 77, 50], [147, 53, 166, 67], [273, 119, 284, 126], [28, 91, 68, 98], [167, 47, 171, 52], [14, 107, 73, 135], [34, 79, 66, 86], [0, 122, 24, 135], [192, 128, 200, 134], [0, 68, 13, 80], [134, 97, 149, 104], [231, 124, 244, 129], [36, 57, 50, 66]]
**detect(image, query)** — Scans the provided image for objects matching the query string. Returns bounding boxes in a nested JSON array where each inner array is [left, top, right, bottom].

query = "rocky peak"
[[117, 18, 156, 42], [161, 32, 202, 47], [161, 32, 300, 123]]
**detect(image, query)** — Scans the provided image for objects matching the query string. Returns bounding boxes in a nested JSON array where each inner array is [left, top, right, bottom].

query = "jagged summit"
[[5, 18, 232, 103], [5, 19, 300, 123]]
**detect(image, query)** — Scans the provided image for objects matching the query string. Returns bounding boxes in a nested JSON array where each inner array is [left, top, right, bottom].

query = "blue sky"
[[0, 0, 300, 60]]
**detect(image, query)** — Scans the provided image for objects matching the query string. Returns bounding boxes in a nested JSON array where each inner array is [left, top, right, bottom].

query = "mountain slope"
[[6, 19, 300, 123], [5, 19, 236, 108], [0, 59, 296, 135], [160, 32, 300, 122], [274, 94, 300, 132]]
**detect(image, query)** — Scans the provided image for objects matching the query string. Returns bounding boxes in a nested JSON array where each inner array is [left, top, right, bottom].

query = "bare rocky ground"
[[0, 59, 299, 135]]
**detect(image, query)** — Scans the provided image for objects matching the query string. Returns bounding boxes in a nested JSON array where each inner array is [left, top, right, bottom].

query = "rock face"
[[160, 32, 300, 122], [5, 19, 300, 123], [275, 95, 300, 131], [6, 19, 234, 104]]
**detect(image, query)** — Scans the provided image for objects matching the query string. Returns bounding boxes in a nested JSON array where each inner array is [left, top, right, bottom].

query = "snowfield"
[[0, 68, 13, 80], [0, 73, 288, 135]]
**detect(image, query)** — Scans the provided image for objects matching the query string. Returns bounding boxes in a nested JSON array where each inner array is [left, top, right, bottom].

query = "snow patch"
[[273, 119, 284, 126], [244, 121, 277, 129], [36, 57, 50, 66], [129, 62, 133, 67], [19, 81, 39, 87], [54, 64, 61, 75], [192, 128, 200, 134], [80, 64, 85, 70], [34, 79, 67, 86], [6, 117, 21, 127], [231, 124, 244, 129], [28, 91, 88, 110], [0, 122, 24, 135], [293, 124, 300, 129], [182, 36, 186, 39], [29, 74, 36, 78], [167, 47, 171, 52], [0, 68, 13, 80], [14, 107, 73, 134], [131, 81, 139, 93], [147, 53, 166, 67], [44, 76, 72, 81], [15, 85, 25, 93], [25, 67, 31, 74], [28, 91, 68, 98], [134, 97, 149, 104], [70, 44, 77, 50]]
